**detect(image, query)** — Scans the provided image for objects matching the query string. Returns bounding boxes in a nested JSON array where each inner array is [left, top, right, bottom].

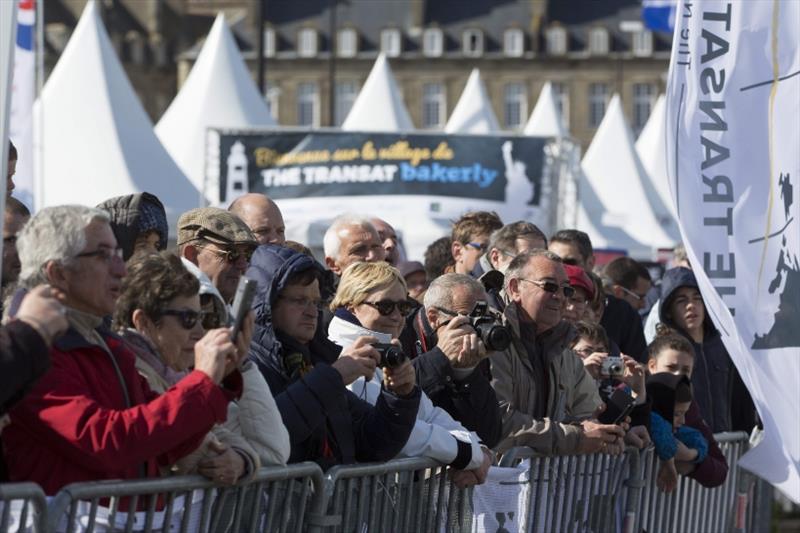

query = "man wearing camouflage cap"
[[178, 207, 258, 303]]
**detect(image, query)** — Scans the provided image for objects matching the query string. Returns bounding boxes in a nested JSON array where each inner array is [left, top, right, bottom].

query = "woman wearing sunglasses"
[[114, 252, 289, 485], [328, 262, 490, 486]]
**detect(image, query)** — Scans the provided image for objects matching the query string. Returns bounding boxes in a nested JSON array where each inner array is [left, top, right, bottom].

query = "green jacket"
[[490, 303, 601, 455]]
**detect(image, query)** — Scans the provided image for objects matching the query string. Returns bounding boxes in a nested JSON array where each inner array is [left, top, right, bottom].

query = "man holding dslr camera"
[[489, 250, 627, 456], [399, 274, 504, 448]]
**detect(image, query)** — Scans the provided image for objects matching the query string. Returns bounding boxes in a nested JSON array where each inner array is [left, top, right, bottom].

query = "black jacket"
[[246, 245, 420, 468], [659, 267, 756, 433], [601, 294, 648, 363], [0, 320, 49, 414], [399, 307, 503, 448]]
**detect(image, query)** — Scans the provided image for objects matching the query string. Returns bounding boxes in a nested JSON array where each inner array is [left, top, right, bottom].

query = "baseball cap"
[[564, 264, 595, 300]]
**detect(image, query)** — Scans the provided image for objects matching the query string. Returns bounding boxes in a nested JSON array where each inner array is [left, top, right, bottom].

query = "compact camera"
[[601, 356, 625, 377], [373, 343, 408, 368], [467, 302, 512, 352]]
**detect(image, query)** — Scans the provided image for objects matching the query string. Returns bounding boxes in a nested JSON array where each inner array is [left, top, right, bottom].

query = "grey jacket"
[[490, 304, 602, 455]]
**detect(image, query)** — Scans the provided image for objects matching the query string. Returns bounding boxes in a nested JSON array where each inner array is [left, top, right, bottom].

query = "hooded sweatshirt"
[[96, 193, 168, 261]]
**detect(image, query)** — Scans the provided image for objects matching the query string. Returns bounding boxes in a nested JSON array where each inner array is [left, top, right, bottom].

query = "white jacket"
[[328, 315, 483, 470]]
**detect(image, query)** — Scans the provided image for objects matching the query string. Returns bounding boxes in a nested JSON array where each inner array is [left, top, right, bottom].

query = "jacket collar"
[[503, 302, 576, 363]]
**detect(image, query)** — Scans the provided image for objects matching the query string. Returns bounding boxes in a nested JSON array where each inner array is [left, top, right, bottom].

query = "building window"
[[551, 82, 570, 129], [298, 28, 318, 57], [338, 28, 357, 57], [632, 30, 653, 57], [265, 81, 280, 122], [264, 28, 276, 57], [504, 82, 527, 130], [463, 29, 484, 57], [589, 27, 609, 55], [297, 82, 319, 127], [335, 81, 358, 126], [503, 28, 524, 57], [422, 27, 443, 57], [422, 82, 446, 129], [588, 83, 609, 128], [381, 28, 401, 57], [633, 83, 655, 133], [546, 26, 567, 55]]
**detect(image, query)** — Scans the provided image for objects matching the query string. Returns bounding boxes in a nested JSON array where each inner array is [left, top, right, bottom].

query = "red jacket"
[[2, 327, 241, 495], [686, 400, 728, 487]]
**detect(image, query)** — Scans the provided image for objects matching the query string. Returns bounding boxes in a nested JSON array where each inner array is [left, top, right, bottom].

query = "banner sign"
[[666, 0, 800, 502], [211, 130, 557, 260]]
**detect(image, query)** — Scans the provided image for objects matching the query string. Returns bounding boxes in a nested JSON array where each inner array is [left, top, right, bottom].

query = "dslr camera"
[[373, 343, 407, 369], [467, 302, 512, 352]]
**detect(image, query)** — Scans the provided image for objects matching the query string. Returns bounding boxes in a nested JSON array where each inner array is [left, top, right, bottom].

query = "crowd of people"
[[1, 139, 757, 498]]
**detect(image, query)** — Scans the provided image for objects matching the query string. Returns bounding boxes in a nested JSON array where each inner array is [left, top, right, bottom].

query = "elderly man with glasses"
[[2, 206, 244, 494], [178, 207, 258, 304], [489, 250, 626, 456]]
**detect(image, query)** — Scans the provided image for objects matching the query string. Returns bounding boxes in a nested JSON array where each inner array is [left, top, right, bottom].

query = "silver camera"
[[601, 356, 624, 377]]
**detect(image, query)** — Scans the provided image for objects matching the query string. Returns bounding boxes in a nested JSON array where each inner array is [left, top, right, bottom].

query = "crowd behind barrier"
[[0, 432, 775, 533]]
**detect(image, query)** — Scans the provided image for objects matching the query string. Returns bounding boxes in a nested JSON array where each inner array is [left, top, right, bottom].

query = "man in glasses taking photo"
[[489, 249, 627, 457]]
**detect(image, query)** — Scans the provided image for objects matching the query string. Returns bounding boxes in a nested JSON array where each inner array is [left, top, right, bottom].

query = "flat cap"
[[177, 207, 256, 247]]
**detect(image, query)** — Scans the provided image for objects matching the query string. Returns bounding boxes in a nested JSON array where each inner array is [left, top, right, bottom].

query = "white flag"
[[9, 0, 35, 208], [666, 0, 800, 502]]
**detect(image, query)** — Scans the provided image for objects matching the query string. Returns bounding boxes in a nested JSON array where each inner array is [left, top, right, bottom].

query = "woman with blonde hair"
[[329, 262, 491, 486]]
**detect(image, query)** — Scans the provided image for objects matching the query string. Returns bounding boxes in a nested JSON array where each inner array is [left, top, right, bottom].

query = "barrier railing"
[[0, 431, 773, 532], [45, 462, 324, 533], [319, 456, 472, 532], [0, 482, 47, 533]]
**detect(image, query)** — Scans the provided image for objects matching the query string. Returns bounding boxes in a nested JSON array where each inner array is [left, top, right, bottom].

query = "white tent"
[[342, 53, 414, 132], [635, 95, 680, 225], [579, 94, 676, 255], [156, 13, 275, 205], [34, 0, 198, 229], [444, 68, 500, 134], [524, 82, 567, 137]]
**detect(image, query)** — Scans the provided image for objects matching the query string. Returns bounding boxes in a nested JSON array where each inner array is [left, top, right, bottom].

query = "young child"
[[647, 327, 728, 489]]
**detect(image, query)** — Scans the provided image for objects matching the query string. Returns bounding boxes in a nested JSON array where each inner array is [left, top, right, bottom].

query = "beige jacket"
[[489, 303, 602, 455]]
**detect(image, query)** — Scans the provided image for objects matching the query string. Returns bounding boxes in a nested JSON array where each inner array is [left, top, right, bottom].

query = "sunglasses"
[[519, 278, 575, 298], [363, 299, 416, 317], [196, 244, 254, 264], [161, 309, 206, 330]]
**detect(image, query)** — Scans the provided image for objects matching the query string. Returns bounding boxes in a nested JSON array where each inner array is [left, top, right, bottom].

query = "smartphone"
[[229, 277, 257, 342], [598, 388, 636, 425]]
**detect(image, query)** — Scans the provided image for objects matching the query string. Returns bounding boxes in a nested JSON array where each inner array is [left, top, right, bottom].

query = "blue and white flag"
[[9, 0, 35, 208], [666, 0, 800, 503], [642, 0, 677, 33]]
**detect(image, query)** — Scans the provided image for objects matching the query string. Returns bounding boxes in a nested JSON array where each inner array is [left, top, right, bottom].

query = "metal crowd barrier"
[[319, 456, 472, 532], [44, 462, 324, 533], [0, 482, 47, 533], [635, 431, 755, 533], [499, 446, 636, 532]]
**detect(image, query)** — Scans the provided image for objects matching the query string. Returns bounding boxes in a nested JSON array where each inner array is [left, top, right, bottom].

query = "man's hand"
[[581, 352, 607, 380], [194, 328, 238, 384], [578, 419, 626, 455], [450, 469, 479, 488], [435, 316, 486, 368], [621, 355, 646, 400], [657, 458, 679, 493], [333, 336, 380, 385], [383, 360, 416, 396], [16, 285, 68, 346], [197, 440, 245, 486], [625, 425, 651, 449]]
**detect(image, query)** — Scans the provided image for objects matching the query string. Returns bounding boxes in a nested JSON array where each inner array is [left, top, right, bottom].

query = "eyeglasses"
[[161, 309, 206, 330], [76, 246, 124, 263], [465, 242, 488, 252], [618, 286, 647, 301], [434, 301, 487, 318], [519, 278, 575, 298], [196, 244, 254, 264], [363, 299, 416, 317], [279, 295, 323, 311]]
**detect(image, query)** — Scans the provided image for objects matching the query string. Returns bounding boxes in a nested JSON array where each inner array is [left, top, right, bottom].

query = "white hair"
[[423, 273, 485, 310], [17, 205, 110, 288], [322, 214, 376, 260]]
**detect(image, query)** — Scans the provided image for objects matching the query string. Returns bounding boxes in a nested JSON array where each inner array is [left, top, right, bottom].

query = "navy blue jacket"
[[246, 245, 420, 468], [659, 267, 756, 433]]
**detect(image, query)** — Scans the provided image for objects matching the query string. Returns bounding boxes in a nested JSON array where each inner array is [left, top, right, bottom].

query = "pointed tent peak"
[[524, 82, 567, 137], [444, 68, 500, 134], [342, 53, 414, 132], [583, 93, 633, 162], [635, 94, 679, 222], [37, 0, 199, 228], [635, 94, 666, 152], [155, 8, 274, 203]]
